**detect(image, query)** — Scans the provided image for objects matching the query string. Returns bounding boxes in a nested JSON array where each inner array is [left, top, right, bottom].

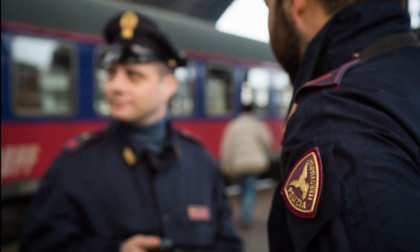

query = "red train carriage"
[[2, 0, 292, 193]]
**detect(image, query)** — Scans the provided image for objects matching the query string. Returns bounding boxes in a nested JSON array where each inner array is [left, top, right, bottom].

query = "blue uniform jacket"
[[20, 122, 242, 252], [268, 2, 420, 252]]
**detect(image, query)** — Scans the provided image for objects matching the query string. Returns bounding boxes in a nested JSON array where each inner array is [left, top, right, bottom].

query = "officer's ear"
[[285, 0, 307, 24], [161, 73, 178, 102], [286, 0, 329, 44]]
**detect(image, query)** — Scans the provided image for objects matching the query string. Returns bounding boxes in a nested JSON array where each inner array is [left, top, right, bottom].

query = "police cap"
[[101, 11, 187, 69]]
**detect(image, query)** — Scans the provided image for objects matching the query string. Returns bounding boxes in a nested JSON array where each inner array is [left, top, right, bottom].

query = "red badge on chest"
[[187, 205, 211, 222], [282, 148, 323, 218]]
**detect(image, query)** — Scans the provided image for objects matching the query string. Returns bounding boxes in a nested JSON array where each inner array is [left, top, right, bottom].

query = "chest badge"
[[187, 205, 211, 222], [282, 148, 322, 218]]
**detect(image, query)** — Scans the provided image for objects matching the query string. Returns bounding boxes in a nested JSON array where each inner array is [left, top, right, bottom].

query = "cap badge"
[[282, 148, 322, 218], [120, 11, 139, 39]]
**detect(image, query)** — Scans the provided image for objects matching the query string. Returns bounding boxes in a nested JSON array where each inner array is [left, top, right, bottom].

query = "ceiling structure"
[[125, 0, 414, 27], [125, 0, 234, 23]]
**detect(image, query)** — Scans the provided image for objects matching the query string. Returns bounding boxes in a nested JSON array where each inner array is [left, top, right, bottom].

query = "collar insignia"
[[283, 102, 298, 134], [282, 147, 322, 218], [123, 146, 137, 167], [120, 11, 139, 39], [80, 132, 91, 140]]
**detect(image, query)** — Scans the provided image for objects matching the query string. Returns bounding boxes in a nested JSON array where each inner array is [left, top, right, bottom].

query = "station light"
[[216, 0, 420, 41], [216, 0, 269, 43], [409, 0, 420, 29]]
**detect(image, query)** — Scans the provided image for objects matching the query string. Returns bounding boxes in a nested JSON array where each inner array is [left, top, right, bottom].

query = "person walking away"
[[220, 103, 273, 227]]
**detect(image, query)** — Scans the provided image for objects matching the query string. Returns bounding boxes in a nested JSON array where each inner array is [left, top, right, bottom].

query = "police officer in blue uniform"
[[264, 0, 420, 251], [20, 11, 242, 252]]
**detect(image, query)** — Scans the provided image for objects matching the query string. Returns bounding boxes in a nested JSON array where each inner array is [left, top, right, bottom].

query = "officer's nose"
[[105, 67, 129, 94]]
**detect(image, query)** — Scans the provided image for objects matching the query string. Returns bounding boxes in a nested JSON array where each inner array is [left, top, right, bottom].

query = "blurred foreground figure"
[[220, 104, 272, 226], [264, 0, 420, 251], [21, 11, 242, 252]]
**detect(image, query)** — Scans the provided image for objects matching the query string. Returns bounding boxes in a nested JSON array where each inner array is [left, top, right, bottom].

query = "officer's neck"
[[125, 116, 168, 154], [135, 106, 167, 127]]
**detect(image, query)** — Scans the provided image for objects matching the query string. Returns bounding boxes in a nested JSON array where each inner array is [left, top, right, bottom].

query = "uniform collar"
[[111, 120, 180, 171], [293, 1, 411, 91]]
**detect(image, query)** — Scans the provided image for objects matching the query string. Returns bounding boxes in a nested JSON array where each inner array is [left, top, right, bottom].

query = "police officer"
[[20, 11, 242, 252], [264, 0, 420, 251]]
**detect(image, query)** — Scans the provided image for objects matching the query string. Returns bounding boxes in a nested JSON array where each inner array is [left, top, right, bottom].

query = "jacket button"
[[162, 214, 170, 222]]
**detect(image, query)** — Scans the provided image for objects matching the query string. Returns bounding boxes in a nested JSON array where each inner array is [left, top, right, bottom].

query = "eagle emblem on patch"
[[282, 148, 322, 218]]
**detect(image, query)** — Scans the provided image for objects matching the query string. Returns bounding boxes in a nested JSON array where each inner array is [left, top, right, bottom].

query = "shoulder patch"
[[62, 131, 102, 154], [281, 147, 323, 219]]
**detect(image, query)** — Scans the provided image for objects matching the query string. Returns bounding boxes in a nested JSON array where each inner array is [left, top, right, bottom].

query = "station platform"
[[230, 186, 276, 252], [1, 184, 278, 252]]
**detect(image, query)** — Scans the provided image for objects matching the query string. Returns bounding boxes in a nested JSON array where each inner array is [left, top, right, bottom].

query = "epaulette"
[[294, 59, 361, 103], [176, 129, 204, 147], [62, 130, 103, 155], [283, 59, 361, 134]]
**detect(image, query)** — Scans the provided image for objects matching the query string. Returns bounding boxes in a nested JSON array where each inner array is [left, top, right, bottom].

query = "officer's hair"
[[156, 62, 173, 78], [276, 0, 403, 16], [316, 0, 403, 15]]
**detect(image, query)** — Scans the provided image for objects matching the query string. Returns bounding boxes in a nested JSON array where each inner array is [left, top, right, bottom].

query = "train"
[[1, 0, 292, 191], [1, 0, 292, 242]]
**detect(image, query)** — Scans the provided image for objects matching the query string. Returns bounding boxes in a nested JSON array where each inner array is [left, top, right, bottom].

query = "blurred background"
[[1, 0, 419, 251]]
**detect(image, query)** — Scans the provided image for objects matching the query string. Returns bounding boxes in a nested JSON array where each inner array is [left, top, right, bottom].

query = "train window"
[[169, 65, 195, 116], [94, 47, 111, 116], [11, 35, 75, 116], [241, 68, 270, 114], [272, 71, 293, 118], [205, 65, 234, 116]]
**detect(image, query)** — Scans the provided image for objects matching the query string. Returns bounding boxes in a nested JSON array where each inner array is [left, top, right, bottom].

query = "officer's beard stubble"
[[270, 4, 302, 82]]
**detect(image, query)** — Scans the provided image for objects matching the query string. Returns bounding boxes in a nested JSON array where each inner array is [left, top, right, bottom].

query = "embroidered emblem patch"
[[282, 148, 322, 218], [187, 205, 211, 222]]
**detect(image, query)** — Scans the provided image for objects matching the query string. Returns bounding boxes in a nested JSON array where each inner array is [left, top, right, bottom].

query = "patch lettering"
[[282, 148, 322, 218]]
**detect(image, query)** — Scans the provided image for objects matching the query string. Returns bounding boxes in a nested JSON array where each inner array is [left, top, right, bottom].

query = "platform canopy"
[[125, 0, 234, 23]]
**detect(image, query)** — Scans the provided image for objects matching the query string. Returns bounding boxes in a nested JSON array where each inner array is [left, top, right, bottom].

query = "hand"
[[120, 234, 161, 252]]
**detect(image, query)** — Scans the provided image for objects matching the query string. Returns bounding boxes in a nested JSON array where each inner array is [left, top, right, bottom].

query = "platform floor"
[[230, 187, 275, 252], [1, 187, 277, 252]]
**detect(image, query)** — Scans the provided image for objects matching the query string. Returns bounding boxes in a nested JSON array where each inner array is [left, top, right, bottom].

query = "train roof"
[[2, 0, 278, 64]]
